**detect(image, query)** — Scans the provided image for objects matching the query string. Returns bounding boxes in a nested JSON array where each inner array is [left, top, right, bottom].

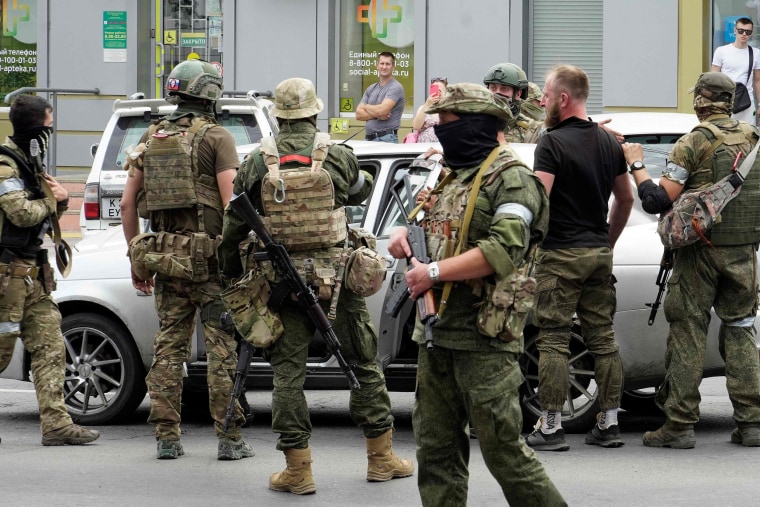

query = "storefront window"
[[338, 0, 415, 117], [0, 0, 38, 98], [712, 0, 760, 52], [162, 0, 223, 73]]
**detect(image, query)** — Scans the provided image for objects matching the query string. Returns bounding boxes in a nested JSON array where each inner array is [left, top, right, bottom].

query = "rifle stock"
[[228, 192, 360, 389]]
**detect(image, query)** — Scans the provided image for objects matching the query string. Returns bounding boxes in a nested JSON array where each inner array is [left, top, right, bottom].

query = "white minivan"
[[79, 91, 278, 237]]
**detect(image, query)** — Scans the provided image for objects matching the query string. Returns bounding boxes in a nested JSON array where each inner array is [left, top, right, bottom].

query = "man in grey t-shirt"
[[356, 52, 405, 143]]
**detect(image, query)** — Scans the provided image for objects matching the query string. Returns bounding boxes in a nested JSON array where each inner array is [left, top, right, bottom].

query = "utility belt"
[[240, 227, 387, 302], [365, 129, 397, 140], [128, 231, 220, 283], [0, 249, 56, 295]]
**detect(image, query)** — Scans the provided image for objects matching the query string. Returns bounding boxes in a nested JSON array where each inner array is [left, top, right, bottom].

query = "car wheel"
[[61, 313, 147, 425], [621, 388, 661, 415], [519, 327, 600, 434]]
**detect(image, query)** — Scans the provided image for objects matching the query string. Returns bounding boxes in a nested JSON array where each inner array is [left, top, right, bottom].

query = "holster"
[[37, 249, 56, 294]]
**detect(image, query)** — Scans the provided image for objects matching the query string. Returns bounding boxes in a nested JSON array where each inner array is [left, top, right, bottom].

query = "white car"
[[5, 114, 753, 432], [79, 91, 278, 237]]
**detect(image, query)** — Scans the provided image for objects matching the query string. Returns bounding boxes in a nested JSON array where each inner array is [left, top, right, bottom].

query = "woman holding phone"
[[410, 77, 448, 142]]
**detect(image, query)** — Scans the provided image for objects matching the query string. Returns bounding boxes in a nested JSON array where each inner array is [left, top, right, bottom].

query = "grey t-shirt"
[[360, 78, 405, 135]]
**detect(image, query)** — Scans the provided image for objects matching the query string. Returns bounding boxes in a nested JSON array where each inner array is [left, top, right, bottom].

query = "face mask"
[[11, 125, 54, 158], [433, 114, 501, 169]]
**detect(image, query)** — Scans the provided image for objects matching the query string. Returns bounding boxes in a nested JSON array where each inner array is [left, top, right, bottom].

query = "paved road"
[[0, 378, 757, 506]]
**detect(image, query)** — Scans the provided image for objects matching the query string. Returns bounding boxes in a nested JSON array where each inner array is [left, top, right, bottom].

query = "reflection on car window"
[[376, 160, 436, 238], [625, 134, 681, 178]]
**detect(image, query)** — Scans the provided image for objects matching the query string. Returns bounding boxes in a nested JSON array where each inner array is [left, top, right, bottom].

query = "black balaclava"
[[11, 125, 53, 157], [433, 113, 501, 169]]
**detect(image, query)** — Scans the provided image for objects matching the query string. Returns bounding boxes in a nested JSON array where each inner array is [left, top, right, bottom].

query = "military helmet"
[[165, 60, 223, 102], [526, 82, 543, 103], [483, 63, 528, 91], [688, 72, 735, 105], [271, 78, 324, 119], [426, 83, 512, 119]]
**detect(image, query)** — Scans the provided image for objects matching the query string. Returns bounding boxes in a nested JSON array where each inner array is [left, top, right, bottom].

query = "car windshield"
[[106, 114, 266, 171]]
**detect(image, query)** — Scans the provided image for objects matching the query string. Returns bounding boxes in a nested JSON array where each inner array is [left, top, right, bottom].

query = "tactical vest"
[[504, 114, 541, 144], [256, 132, 348, 251], [689, 121, 760, 246], [520, 100, 544, 122], [0, 147, 43, 249], [142, 116, 222, 232], [422, 148, 531, 290]]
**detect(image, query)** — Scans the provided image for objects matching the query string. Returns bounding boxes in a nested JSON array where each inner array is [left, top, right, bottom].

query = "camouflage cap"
[[426, 82, 512, 119], [688, 72, 735, 102], [526, 82, 543, 103], [271, 77, 324, 119]]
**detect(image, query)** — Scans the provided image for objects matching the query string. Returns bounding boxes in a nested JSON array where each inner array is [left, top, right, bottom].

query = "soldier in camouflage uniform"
[[218, 77, 413, 495], [0, 95, 100, 446], [623, 72, 760, 449], [483, 62, 543, 143], [527, 64, 633, 452], [121, 60, 253, 460], [388, 83, 566, 506], [523, 81, 546, 121]]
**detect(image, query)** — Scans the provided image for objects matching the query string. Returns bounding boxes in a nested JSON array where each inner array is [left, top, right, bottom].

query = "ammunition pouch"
[[128, 231, 219, 282], [476, 269, 536, 343], [344, 227, 386, 297], [220, 270, 284, 349]]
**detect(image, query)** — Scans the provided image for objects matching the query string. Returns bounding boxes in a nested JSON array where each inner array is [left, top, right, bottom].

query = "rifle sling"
[[435, 146, 502, 319]]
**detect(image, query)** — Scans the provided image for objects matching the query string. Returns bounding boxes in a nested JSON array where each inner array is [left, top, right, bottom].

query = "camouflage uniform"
[[0, 140, 73, 435], [219, 120, 393, 448], [409, 83, 566, 506], [0, 95, 98, 446], [654, 84, 760, 435], [219, 77, 412, 493], [504, 113, 543, 143], [122, 60, 248, 459]]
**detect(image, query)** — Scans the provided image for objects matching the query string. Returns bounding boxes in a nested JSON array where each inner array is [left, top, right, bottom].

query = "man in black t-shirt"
[[526, 64, 633, 452]]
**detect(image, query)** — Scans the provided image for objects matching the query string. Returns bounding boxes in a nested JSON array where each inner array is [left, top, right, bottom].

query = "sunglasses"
[[737, 28, 753, 35], [430, 77, 448, 84]]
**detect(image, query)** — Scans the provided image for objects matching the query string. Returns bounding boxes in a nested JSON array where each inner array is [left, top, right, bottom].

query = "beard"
[[544, 100, 561, 128]]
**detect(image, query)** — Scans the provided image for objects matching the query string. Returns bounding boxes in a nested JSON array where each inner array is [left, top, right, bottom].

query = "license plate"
[[101, 197, 121, 219]]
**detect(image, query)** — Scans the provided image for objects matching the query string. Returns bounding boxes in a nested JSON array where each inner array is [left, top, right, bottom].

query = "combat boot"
[[643, 421, 696, 449], [42, 424, 100, 446], [218, 437, 255, 460], [269, 445, 316, 495], [730, 425, 760, 447], [365, 429, 415, 482]]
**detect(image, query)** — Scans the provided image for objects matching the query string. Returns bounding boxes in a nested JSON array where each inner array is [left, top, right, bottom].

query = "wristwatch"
[[629, 160, 646, 173], [428, 262, 440, 283]]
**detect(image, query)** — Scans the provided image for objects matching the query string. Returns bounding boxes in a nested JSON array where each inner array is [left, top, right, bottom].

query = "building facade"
[[0, 0, 725, 175]]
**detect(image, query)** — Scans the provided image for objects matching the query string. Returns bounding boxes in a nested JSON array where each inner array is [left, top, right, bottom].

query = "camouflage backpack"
[[657, 124, 760, 249]]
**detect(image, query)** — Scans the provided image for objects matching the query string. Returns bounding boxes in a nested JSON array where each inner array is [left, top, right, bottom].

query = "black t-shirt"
[[533, 116, 626, 249]]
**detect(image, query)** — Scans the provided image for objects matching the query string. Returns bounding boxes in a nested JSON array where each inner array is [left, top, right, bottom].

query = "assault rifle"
[[221, 313, 254, 435], [228, 192, 360, 390], [29, 139, 51, 241], [646, 249, 673, 326], [384, 163, 442, 350]]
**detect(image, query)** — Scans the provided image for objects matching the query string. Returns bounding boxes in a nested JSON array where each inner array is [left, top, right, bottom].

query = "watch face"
[[631, 161, 645, 171]]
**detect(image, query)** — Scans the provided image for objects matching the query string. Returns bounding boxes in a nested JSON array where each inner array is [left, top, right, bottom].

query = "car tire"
[[61, 313, 147, 425], [519, 327, 600, 434], [621, 388, 662, 415]]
